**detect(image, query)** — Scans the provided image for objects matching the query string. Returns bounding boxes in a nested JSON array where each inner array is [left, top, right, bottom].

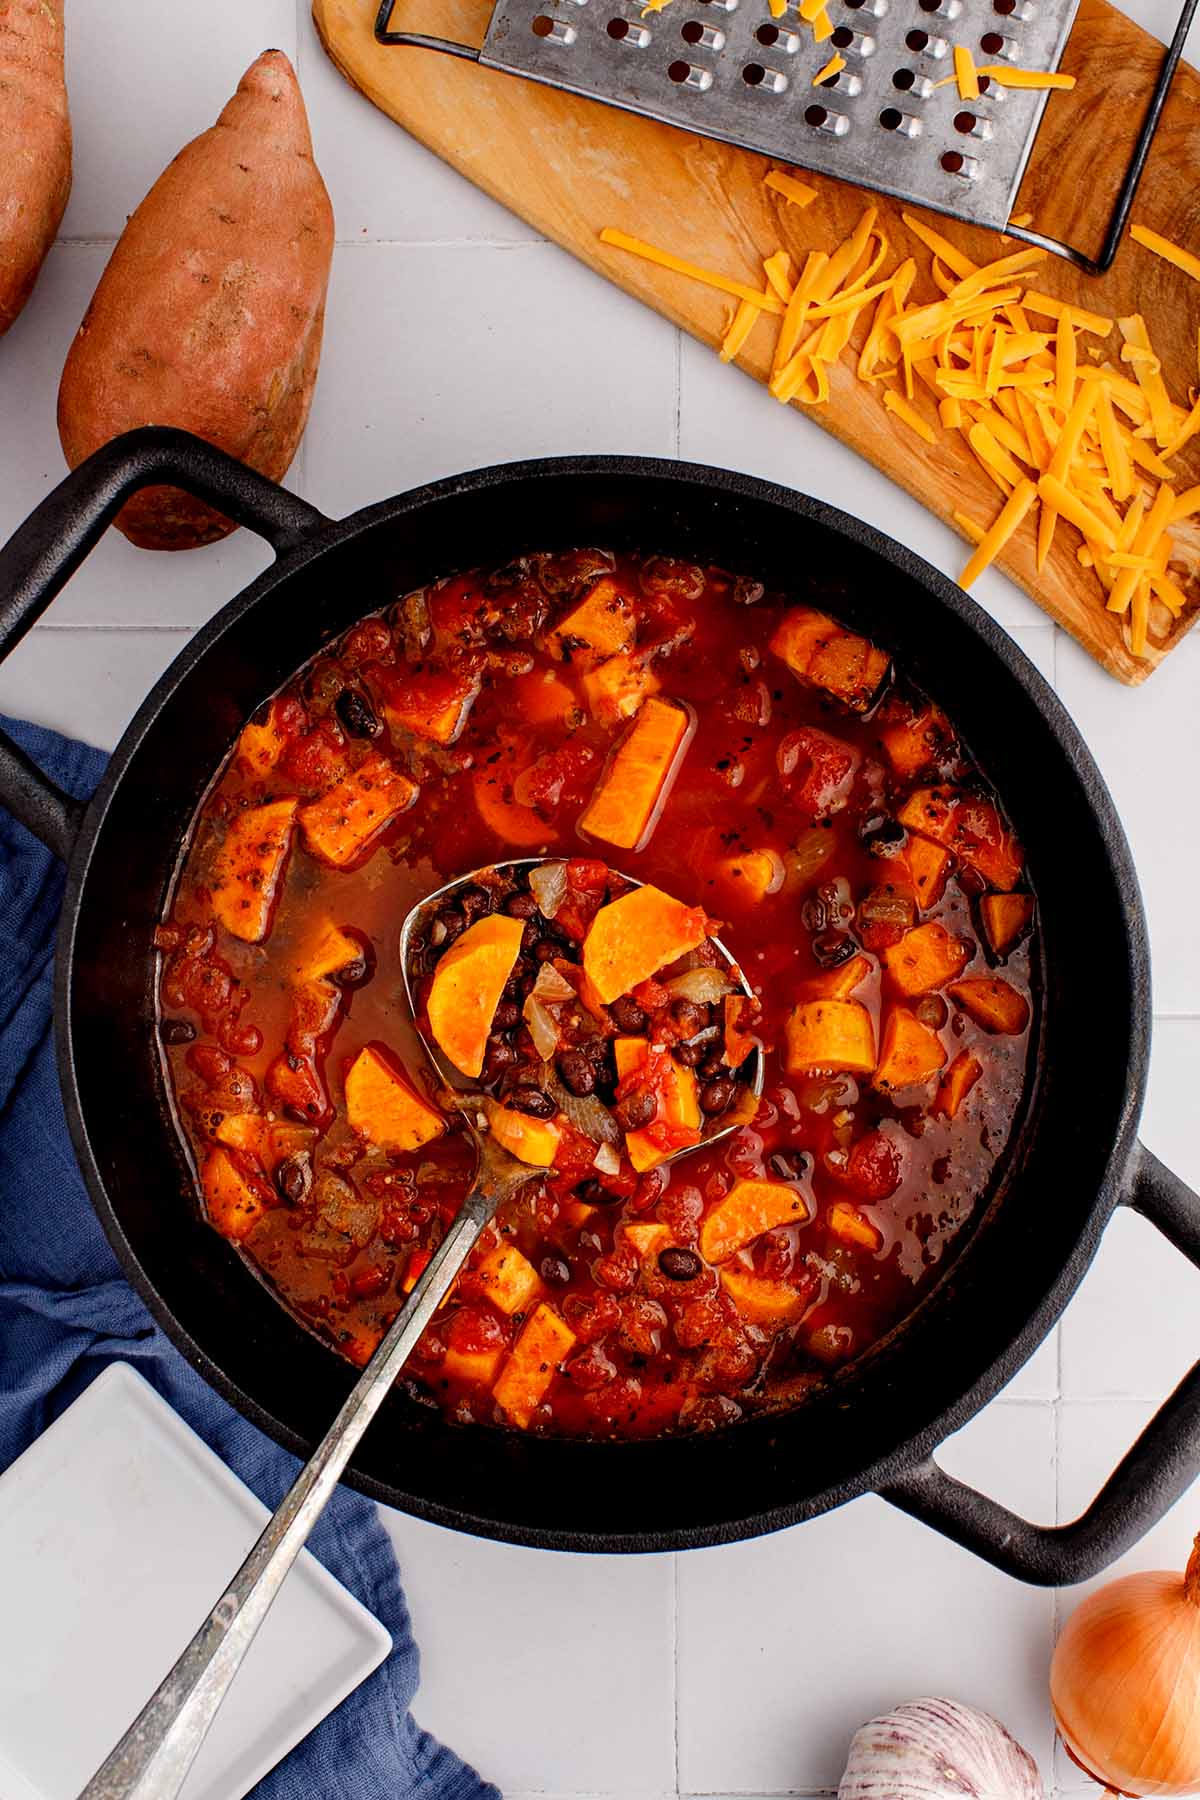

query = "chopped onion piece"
[[530, 962, 574, 1002], [662, 967, 734, 1005], [548, 1076, 623, 1147], [529, 860, 568, 919], [593, 1140, 622, 1176], [523, 995, 560, 1060]]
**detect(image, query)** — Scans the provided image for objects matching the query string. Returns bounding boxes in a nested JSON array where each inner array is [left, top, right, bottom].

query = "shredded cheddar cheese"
[[598, 230, 786, 315], [974, 63, 1076, 88], [959, 479, 1037, 588], [812, 51, 846, 83], [764, 171, 817, 209], [1130, 224, 1200, 285], [884, 389, 937, 444], [720, 296, 765, 363]]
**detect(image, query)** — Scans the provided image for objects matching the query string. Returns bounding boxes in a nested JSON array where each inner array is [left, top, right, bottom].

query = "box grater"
[[376, 0, 1197, 272]]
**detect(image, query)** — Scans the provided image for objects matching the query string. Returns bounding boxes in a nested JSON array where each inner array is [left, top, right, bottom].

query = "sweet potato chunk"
[[443, 1344, 504, 1388], [427, 914, 526, 1077], [887, 835, 953, 910], [614, 1036, 701, 1171], [623, 1221, 670, 1260], [474, 1244, 543, 1315], [881, 922, 970, 996], [770, 607, 890, 712], [289, 920, 364, 986], [581, 653, 661, 724], [383, 668, 481, 745], [214, 1115, 314, 1169], [873, 1008, 946, 1091], [981, 893, 1035, 957], [803, 953, 873, 1001], [236, 699, 292, 776], [210, 799, 297, 943], [714, 850, 785, 904], [949, 976, 1030, 1035], [298, 754, 417, 869], [828, 1201, 883, 1251], [700, 1178, 811, 1264], [898, 786, 1023, 892], [546, 576, 636, 668], [579, 696, 694, 851], [493, 1303, 577, 1427], [345, 1045, 444, 1152], [877, 702, 953, 779], [934, 1050, 984, 1119], [472, 743, 557, 850], [202, 1146, 273, 1242], [784, 999, 876, 1076], [582, 884, 709, 1005], [484, 1098, 561, 1167], [719, 1266, 812, 1327]]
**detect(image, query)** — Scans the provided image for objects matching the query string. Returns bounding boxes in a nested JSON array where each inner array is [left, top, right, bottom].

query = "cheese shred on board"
[[598, 183, 1200, 661]]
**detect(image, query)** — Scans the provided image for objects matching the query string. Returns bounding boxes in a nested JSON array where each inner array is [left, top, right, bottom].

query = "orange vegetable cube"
[[210, 798, 297, 943], [724, 993, 761, 1068], [472, 739, 557, 850], [934, 1050, 984, 1118], [981, 893, 1035, 957], [582, 884, 709, 1005], [784, 999, 876, 1075], [474, 1244, 543, 1315], [877, 702, 953, 779], [898, 786, 1023, 892], [623, 1221, 670, 1260], [484, 1098, 562, 1167], [770, 607, 890, 712], [827, 1201, 883, 1251], [949, 976, 1030, 1035], [714, 849, 786, 904], [442, 1344, 504, 1388], [579, 696, 694, 851], [297, 754, 418, 869], [614, 1035, 701, 1171], [427, 913, 525, 1077], [213, 1114, 314, 1170], [719, 1266, 813, 1327], [493, 1303, 577, 1427], [202, 1146, 273, 1243], [581, 652, 661, 723], [881, 922, 970, 996], [235, 698, 292, 776], [383, 668, 481, 745], [873, 1008, 946, 1091], [344, 1045, 445, 1152], [700, 1178, 811, 1264], [887, 835, 953, 910], [289, 920, 365, 986], [546, 576, 636, 668], [803, 953, 873, 1000]]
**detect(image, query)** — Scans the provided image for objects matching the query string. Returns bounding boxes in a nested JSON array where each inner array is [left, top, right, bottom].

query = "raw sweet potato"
[[546, 576, 636, 668], [700, 1177, 811, 1264], [474, 1243, 543, 1315], [581, 884, 709, 1005], [484, 1098, 562, 1167], [980, 893, 1035, 957], [719, 1266, 812, 1326], [297, 754, 418, 868], [613, 1035, 701, 1171], [827, 1201, 883, 1251], [344, 1044, 444, 1152], [57, 51, 332, 550], [210, 798, 297, 942], [898, 786, 1024, 892], [289, 920, 363, 986], [581, 653, 660, 724], [428, 915, 525, 1078], [770, 608, 890, 712], [881, 922, 970, 996], [0, 0, 71, 337], [949, 976, 1030, 1035], [784, 999, 876, 1075], [934, 1049, 983, 1118], [493, 1302, 577, 1427], [202, 1145, 273, 1242], [873, 1007, 946, 1091], [579, 696, 694, 851]]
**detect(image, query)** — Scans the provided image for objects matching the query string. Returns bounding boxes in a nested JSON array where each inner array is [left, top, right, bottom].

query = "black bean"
[[576, 1178, 622, 1208], [493, 1000, 521, 1030], [521, 918, 542, 952], [609, 995, 648, 1034], [671, 998, 709, 1036], [504, 955, 536, 995], [276, 1152, 313, 1206], [699, 1052, 727, 1080], [483, 1040, 517, 1080], [335, 687, 381, 739], [860, 815, 906, 853], [812, 930, 856, 968], [557, 1051, 597, 1097], [700, 1076, 736, 1115], [504, 892, 539, 919], [658, 1246, 703, 1280], [540, 1254, 572, 1286], [614, 1088, 656, 1132], [458, 884, 495, 922], [533, 940, 560, 964], [160, 1017, 196, 1046], [507, 1085, 556, 1118], [434, 904, 466, 946], [674, 1040, 706, 1068]]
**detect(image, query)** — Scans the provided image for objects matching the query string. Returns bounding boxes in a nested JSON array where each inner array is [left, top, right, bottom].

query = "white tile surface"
[[3, 3, 1200, 1796]]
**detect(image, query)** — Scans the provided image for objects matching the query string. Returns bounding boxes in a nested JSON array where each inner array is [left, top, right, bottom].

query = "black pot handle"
[[0, 427, 330, 862], [880, 1143, 1200, 1584]]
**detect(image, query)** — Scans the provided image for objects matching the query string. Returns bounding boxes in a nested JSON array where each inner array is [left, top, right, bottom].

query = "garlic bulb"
[[839, 1698, 1043, 1800]]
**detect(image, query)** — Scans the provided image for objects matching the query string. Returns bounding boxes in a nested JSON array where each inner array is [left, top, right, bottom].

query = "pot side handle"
[[0, 427, 330, 862], [879, 1143, 1200, 1585]]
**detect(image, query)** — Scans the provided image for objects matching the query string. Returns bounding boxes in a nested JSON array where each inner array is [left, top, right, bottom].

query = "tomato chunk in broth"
[[157, 551, 1035, 1438]]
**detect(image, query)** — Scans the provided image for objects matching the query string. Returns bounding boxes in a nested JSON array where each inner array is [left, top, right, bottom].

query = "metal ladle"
[[81, 858, 762, 1800]]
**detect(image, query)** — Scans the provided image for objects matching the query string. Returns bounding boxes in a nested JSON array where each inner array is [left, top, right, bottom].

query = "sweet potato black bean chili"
[[157, 551, 1036, 1437]]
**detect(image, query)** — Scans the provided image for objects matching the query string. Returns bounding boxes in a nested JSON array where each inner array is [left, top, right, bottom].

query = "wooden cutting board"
[[313, 0, 1200, 682]]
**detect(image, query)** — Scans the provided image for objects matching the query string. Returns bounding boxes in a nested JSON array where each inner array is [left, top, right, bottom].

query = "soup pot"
[[3, 426, 1199, 1584]]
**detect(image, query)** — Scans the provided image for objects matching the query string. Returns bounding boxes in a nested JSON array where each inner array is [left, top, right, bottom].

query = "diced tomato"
[[281, 726, 346, 793], [447, 1304, 507, 1354], [349, 1260, 396, 1302], [841, 1128, 905, 1200], [776, 727, 859, 821]]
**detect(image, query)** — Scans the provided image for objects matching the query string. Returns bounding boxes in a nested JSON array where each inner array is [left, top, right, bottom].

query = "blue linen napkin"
[[0, 716, 500, 1800]]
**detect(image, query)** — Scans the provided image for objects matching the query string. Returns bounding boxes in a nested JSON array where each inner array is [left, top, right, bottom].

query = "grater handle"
[[374, 0, 482, 57]]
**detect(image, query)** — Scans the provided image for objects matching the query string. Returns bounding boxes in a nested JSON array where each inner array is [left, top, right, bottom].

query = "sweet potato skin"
[[57, 50, 332, 549], [0, 0, 71, 338]]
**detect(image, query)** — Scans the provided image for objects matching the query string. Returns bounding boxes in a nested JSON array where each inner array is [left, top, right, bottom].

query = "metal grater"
[[376, 0, 1198, 272]]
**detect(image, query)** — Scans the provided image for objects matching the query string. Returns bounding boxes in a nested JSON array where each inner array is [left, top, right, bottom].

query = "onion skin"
[[839, 1698, 1042, 1800], [1051, 1538, 1200, 1798]]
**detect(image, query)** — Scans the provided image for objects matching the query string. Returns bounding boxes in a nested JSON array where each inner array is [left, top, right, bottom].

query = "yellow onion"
[[1051, 1534, 1200, 1796]]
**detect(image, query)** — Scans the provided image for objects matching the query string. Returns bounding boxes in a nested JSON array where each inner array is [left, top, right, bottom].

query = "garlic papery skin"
[[839, 1698, 1043, 1800], [1051, 1536, 1200, 1797]]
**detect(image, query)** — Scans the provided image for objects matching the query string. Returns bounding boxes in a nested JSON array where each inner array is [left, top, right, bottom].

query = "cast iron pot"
[[3, 427, 1199, 1585]]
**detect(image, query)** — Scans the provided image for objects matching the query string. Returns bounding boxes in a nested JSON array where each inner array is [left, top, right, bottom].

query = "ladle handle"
[[78, 1186, 495, 1800]]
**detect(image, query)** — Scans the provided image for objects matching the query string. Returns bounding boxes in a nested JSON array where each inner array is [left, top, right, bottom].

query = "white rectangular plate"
[[0, 1361, 392, 1800]]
